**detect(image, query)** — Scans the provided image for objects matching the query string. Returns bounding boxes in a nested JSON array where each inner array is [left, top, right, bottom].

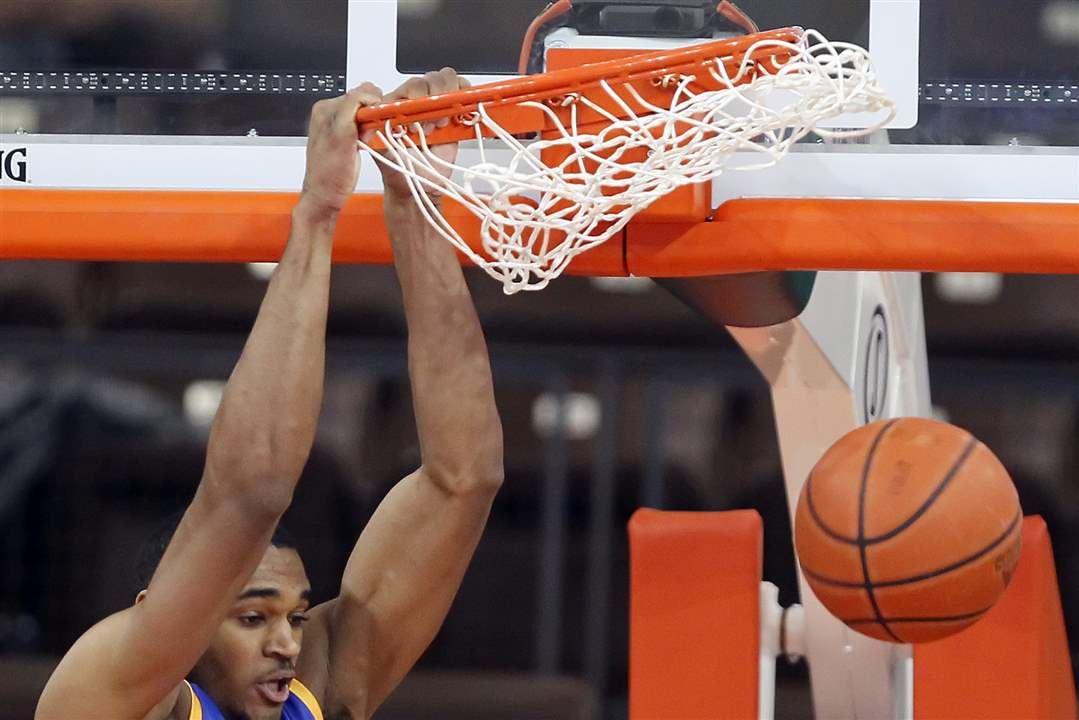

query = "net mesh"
[[360, 30, 895, 294]]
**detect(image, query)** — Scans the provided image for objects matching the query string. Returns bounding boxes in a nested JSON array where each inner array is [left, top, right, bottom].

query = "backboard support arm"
[[666, 270, 930, 719]]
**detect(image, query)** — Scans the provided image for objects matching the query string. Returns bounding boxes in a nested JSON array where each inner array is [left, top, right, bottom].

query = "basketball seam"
[[805, 433, 980, 546], [805, 469, 860, 545], [857, 419, 903, 643], [800, 509, 1022, 589], [841, 606, 992, 625], [865, 435, 979, 544]]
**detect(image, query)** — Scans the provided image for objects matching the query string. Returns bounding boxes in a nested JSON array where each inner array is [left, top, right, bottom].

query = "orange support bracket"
[[0, 189, 626, 276], [914, 516, 1078, 720], [629, 508, 764, 720], [1, 190, 393, 264], [3, 190, 1078, 277], [627, 199, 1079, 277]]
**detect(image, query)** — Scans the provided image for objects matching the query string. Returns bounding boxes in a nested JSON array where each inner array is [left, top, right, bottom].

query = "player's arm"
[[35, 86, 381, 720], [307, 69, 504, 718]]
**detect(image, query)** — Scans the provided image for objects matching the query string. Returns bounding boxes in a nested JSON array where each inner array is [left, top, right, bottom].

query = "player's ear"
[[134, 589, 148, 606]]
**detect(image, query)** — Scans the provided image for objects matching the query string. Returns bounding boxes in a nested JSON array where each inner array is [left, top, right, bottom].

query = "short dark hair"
[[135, 510, 299, 592]]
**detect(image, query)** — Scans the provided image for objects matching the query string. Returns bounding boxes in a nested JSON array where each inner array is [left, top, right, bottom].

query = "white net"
[[360, 30, 895, 294]]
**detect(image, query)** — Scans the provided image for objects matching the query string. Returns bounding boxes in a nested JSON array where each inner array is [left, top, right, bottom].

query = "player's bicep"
[[36, 609, 184, 719], [87, 479, 283, 712], [40, 470, 286, 717], [323, 470, 497, 714], [122, 488, 279, 673]]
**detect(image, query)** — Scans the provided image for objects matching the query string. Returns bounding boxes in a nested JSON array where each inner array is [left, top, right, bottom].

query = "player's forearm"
[[385, 193, 504, 492], [203, 197, 336, 512]]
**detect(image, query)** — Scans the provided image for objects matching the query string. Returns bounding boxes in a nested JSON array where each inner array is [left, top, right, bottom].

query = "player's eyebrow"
[[238, 587, 280, 600], [237, 587, 313, 601]]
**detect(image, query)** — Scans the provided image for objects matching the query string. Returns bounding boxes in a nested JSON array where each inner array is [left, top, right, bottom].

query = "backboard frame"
[[347, 0, 920, 129]]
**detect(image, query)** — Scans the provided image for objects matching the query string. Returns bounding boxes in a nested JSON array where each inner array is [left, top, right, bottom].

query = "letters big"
[[0, 148, 28, 183]]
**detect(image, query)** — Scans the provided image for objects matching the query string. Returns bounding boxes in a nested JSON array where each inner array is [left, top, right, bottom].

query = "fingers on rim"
[[381, 76, 424, 103], [350, 81, 383, 95], [384, 67, 466, 104], [428, 67, 467, 93], [348, 81, 384, 107]]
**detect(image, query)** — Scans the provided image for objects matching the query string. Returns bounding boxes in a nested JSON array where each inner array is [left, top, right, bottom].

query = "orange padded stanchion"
[[629, 508, 763, 720], [914, 516, 1078, 720]]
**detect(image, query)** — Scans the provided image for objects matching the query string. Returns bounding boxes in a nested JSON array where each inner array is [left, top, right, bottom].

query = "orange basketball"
[[794, 417, 1022, 643]]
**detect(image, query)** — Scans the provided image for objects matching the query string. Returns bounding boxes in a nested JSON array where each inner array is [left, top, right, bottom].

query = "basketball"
[[794, 417, 1023, 644]]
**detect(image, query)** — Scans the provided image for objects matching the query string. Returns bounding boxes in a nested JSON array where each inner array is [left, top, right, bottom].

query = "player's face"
[[191, 545, 312, 720]]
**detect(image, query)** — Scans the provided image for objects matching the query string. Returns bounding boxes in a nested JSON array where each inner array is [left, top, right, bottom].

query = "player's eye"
[[289, 613, 310, 627], [238, 614, 264, 627]]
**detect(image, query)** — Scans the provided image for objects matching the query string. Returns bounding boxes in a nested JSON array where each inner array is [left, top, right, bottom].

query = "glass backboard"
[[1, 0, 348, 191], [2, 0, 1077, 202]]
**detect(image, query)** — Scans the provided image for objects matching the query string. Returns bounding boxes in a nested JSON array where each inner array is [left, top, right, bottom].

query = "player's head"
[[136, 514, 311, 720]]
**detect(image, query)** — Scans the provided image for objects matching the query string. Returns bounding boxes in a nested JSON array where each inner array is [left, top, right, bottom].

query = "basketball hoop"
[[356, 28, 895, 294]]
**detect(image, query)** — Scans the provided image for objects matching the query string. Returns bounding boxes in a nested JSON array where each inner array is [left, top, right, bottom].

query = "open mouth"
[[255, 678, 291, 705]]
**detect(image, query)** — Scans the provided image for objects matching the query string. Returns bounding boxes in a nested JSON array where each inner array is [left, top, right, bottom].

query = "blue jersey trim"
[[188, 680, 320, 720]]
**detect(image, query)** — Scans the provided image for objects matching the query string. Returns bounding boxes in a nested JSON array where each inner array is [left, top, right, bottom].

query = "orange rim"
[[356, 26, 802, 145]]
